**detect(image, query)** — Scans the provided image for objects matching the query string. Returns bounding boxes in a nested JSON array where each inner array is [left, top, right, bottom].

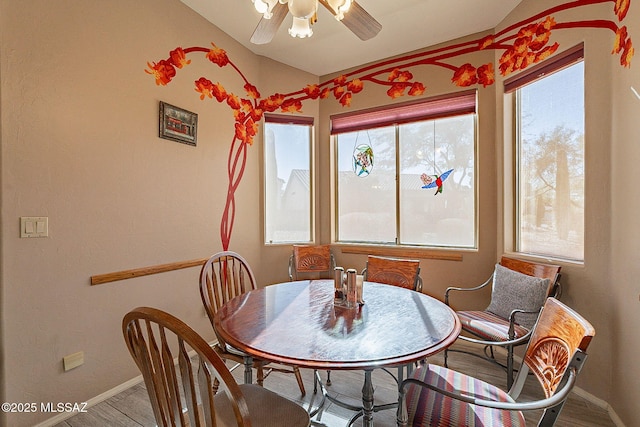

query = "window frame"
[[331, 90, 478, 250], [505, 43, 585, 262], [262, 113, 315, 245]]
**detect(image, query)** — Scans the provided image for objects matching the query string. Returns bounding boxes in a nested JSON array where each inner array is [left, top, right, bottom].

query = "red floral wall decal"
[[146, 0, 633, 250]]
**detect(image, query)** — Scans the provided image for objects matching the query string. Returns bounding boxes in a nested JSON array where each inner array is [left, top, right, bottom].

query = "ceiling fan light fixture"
[[253, 0, 279, 18], [289, 16, 313, 38], [287, 0, 317, 19], [327, 0, 351, 20]]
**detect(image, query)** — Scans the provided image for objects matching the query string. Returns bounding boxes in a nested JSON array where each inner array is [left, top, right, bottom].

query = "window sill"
[[336, 244, 464, 262]]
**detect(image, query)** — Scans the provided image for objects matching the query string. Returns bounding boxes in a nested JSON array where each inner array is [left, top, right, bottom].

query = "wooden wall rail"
[[91, 258, 209, 286], [339, 245, 463, 262], [91, 248, 462, 286]]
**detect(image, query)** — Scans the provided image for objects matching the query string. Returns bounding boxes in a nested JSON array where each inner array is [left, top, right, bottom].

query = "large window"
[[264, 114, 313, 244], [507, 45, 584, 261], [332, 91, 477, 248]]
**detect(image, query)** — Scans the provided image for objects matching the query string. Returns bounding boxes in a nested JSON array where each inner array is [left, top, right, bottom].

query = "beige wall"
[[1, 0, 638, 426], [610, 2, 640, 425]]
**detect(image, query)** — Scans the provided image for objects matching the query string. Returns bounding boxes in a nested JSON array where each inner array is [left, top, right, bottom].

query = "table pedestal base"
[[311, 367, 407, 427]]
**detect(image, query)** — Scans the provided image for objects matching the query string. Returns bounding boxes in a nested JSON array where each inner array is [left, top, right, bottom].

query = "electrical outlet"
[[63, 351, 84, 371]]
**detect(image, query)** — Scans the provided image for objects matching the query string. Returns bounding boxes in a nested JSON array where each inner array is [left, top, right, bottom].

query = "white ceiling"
[[180, 0, 523, 76]]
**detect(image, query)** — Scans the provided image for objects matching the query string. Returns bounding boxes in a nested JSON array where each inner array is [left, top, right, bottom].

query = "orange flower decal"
[[614, 0, 630, 20], [250, 108, 263, 122], [245, 118, 258, 142], [534, 43, 559, 63], [477, 63, 495, 87], [206, 43, 229, 67], [498, 17, 558, 76], [452, 63, 478, 87], [234, 122, 248, 144], [387, 83, 406, 99], [620, 39, 634, 67], [388, 69, 413, 82], [333, 85, 346, 99], [281, 99, 303, 113], [169, 48, 191, 69], [303, 84, 321, 99], [194, 77, 214, 100], [408, 82, 426, 96], [339, 92, 353, 107], [347, 79, 364, 93], [244, 83, 260, 99], [388, 68, 401, 81], [333, 75, 347, 86], [226, 93, 241, 110], [212, 82, 227, 102], [613, 26, 631, 57], [233, 109, 246, 123], [320, 87, 331, 99], [145, 60, 176, 86], [259, 93, 285, 112]]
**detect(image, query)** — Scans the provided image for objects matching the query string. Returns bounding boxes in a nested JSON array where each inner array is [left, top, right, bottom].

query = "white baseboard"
[[34, 341, 217, 427], [571, 386, 626, 427], [34, 375, 144, 427]]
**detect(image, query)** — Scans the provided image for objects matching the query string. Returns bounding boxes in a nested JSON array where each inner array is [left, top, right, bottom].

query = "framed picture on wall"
[[159, 101, 198, 146]]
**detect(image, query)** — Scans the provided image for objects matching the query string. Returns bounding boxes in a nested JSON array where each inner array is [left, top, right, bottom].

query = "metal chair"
[[122, 307, 310, 427], [288, 244, 335, 281], [397, 297, 593, 426], [362, 255, 422, 291], [200, 251, 306, 395], [444, 255, 561, 389]]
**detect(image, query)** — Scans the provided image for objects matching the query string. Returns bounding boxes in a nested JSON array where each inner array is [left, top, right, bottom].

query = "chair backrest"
[[123, 307, 251, 427], [289, 244, 335, 280], [500, 255, 561, 297], [200, 251, 257, 350], [521, 298, 595, 399], [363, 255, 421, 291]]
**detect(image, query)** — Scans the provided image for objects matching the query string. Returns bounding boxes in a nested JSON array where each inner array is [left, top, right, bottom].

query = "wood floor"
[[54, 341, 615, 427]]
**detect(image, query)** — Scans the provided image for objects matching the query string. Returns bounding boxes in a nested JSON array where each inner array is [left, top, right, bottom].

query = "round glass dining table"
[[213, 279, 461, 426]]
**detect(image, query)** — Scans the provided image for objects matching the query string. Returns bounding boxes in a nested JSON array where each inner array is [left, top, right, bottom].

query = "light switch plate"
[[20, 217, 48, 238]]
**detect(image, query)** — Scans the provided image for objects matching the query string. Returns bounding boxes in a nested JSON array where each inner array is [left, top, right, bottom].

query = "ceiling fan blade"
[[250, 2, 289, 45], [319, 0, 381, 41]]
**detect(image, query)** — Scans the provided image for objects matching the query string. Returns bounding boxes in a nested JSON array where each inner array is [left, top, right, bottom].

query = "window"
[[332, 91, 477, 248], [264, 114, 313, 244], [507, 45, 584, 261]]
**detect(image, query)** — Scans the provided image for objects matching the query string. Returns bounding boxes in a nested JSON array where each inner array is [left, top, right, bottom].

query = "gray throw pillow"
[[486, 263, 550, 329]]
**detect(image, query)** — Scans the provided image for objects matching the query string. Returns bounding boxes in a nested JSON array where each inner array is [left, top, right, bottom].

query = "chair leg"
[[507, 346, 514, 389], [293, 366, 306, 396], [326, 370, 332, 386], [444, 348, 449, 367], [256, 363, 265, 387]]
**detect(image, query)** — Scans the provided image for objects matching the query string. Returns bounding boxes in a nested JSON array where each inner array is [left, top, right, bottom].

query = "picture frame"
[[159, 101, 198, 146]]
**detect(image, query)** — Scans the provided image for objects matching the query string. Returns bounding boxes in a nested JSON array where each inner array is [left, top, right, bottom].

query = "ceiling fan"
[[250, 0, 382, 44]]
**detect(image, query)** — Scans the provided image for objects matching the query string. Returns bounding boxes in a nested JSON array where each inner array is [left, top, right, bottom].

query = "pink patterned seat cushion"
[[457, 310, 530, 341], [404, 364, 526, 427]]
